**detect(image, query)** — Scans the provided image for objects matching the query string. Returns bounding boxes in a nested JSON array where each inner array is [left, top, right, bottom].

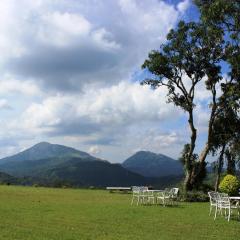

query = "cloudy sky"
[[0, 0, 213, 162]]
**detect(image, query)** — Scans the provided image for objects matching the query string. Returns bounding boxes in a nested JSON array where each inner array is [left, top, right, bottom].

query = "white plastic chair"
[[214, 193, 240, 221], [146, 189, 155, 204], [156, 187, 179, 206], [139, 186, 149, 204], [131, 186, 141, 205], [156, 188, 171, 206], [169, 188, 179, 205], [131, 186, 149, 205], [208, 191, 218, 216]]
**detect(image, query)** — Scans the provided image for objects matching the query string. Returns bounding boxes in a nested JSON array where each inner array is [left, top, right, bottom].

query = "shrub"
[[180, 191, 209, 202], [219, 174, 240, 196]]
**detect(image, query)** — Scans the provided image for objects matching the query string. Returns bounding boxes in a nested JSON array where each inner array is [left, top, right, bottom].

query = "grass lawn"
[[0, 185, 239, 240]]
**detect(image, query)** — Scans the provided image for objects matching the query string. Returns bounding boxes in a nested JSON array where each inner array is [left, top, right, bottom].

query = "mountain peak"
[[0, 142, 91, 163], [122, 151, 183, 177], [34, 141, 51, 146], [134, 151, 157, 156]]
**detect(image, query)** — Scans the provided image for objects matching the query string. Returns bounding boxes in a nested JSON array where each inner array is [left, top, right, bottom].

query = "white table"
[[149, 190, 164, 192], [106, 187, 131, 193], [229, 196, 240, 200], [229, 196, 240, 206]]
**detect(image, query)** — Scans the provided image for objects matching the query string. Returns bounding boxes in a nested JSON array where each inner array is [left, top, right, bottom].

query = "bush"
[[180, 191, 209, 202], [219, 174, 240, 196]]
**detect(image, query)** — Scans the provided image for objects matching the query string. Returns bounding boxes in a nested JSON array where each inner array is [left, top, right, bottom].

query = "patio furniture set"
[[208, 191, 240, 221], [131, 186, 179, 206]]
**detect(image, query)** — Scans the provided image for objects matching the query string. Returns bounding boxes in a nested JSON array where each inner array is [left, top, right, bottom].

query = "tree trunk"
[[214, 144, 225, 191], [199, 143, 210, 165], [188, 85, 218, 189], [183, 109, 197, 191], [189, 143, 210, 189], [226, 150, 236, 175]]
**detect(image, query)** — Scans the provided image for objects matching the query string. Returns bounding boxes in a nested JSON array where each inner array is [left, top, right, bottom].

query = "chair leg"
[[209, 205, 212, 216], [214, 205, 218, 220], [228, 207, 230, 222]]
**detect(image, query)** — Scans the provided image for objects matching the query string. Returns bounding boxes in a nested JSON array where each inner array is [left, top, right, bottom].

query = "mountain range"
[[0, 142, 183, 188]]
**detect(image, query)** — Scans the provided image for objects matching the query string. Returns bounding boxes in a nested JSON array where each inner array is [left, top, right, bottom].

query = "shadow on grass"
[[138, 203, 185, 209]]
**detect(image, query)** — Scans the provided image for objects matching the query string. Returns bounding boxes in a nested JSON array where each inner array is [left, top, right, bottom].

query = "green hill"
[[41, 159, 148, 187], [122, 151, 183, 177], [0, 142, 92, 163], [0, 143, 182, 188]]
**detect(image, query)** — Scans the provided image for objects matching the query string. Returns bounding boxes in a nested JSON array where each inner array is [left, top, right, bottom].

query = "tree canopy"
[[142, 0, 240, 190]]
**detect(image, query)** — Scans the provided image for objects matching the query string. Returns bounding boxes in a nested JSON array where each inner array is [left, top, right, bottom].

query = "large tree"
[[142, 1, 240, 190], [142, 21, 224, 190], [196, 0, 240, 107], [196, 0, 240, 187], [210, 105, 240, 190]]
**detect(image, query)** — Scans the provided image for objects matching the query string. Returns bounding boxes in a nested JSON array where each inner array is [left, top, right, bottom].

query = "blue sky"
[[0, 0, 222, 162]]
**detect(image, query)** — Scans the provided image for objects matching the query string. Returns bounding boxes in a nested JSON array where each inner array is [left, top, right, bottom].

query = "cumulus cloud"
[[0, 74, 42, 96], [0, 99, 12, 110], [0, 0, 193, 161], [13, 82, 180, 136], [0, 0, 188, 91]]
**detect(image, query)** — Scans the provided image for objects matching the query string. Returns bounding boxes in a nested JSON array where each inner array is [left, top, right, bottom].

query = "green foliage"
[[142, 18, 225, 191], [180, 190, 209, 202], [142, 21, 223, 112], [219, 174, 240, 196], [142, 0, 240, 192], [179, 144, 198, 174]]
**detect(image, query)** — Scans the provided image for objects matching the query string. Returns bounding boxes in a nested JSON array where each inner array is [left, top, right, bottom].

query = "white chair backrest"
[[208, 191, 218, 204], [218, 195, 230, 207], [132, 186, 141, 194], [171, 188, 179, 196], [132, 186, 148, 194]]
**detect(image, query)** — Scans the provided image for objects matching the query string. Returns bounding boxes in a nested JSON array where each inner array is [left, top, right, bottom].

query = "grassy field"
[[0, 185, 239, 240]]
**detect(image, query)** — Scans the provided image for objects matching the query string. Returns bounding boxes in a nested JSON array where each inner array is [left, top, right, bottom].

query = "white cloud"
[[0, 0, 189, 91], [0, 74, 42, 96], [177, 0, 191, 14], [12, 81, 179, 134], [38, 12, 92, 47], [89, 145, 101, 155], [0, 99, 12, 110], [0, 0, 192, 161]]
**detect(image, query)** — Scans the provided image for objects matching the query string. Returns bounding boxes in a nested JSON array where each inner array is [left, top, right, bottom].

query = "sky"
[[0, 0, 217, 162]]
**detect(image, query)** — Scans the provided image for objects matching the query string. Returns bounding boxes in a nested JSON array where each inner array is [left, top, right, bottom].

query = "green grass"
[[0, 185, 239, 240]]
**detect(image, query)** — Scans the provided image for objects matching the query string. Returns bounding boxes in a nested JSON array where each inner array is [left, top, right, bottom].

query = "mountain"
[[0, 142, 92, 163], [40, 159, 149, 187], [0, 171, 20, 185], [0, 143, 183, 188], [0, 142, 102, 178], [37, 158, 181, 188], [122, 151, 183, 177], [0, 156, 100, 177]]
